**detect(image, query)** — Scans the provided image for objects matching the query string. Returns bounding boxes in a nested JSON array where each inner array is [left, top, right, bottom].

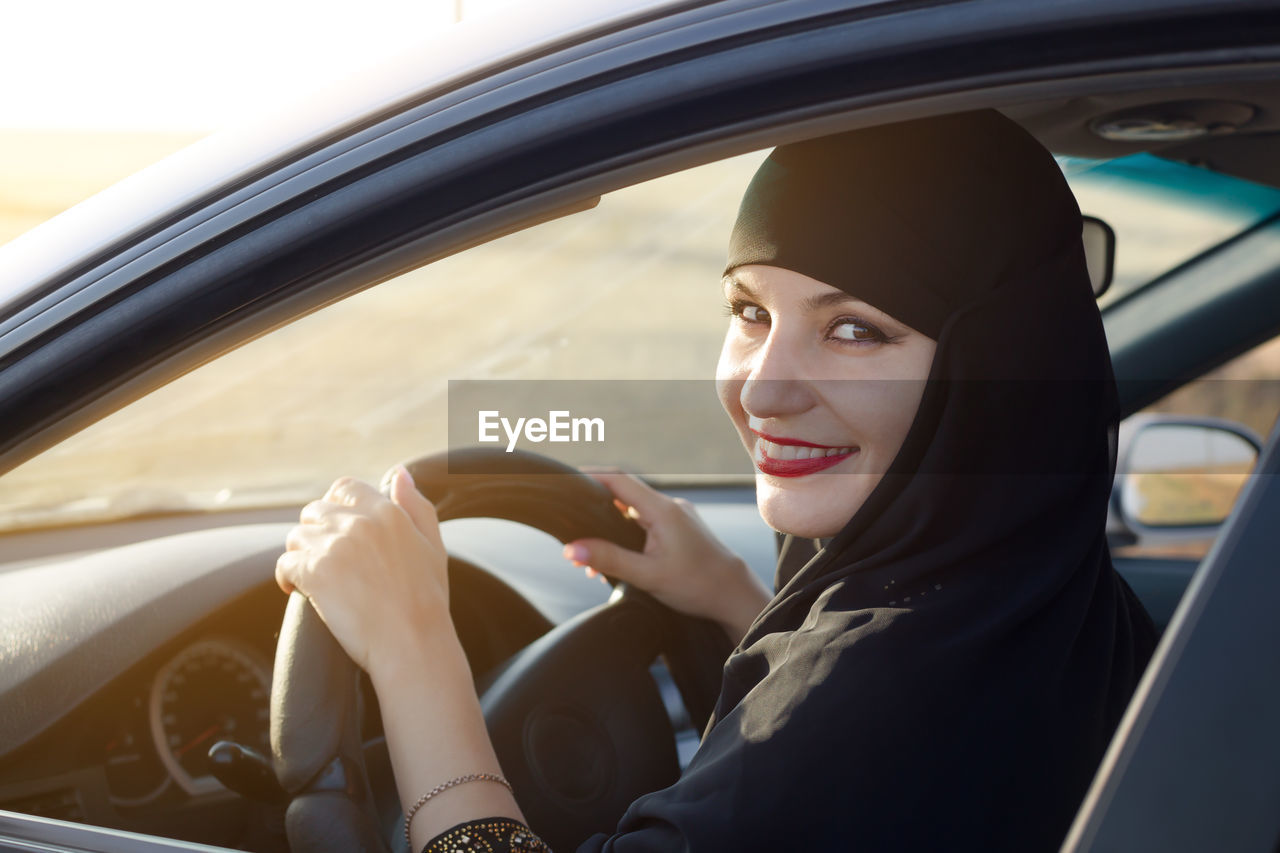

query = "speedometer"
[[148, 639, 272, 796]]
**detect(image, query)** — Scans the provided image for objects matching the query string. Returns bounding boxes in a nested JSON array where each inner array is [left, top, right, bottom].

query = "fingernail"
[[564, 544, 588, 564]]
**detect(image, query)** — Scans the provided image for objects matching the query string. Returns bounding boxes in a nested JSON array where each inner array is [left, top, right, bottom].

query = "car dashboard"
[[0, 580, 287, 848], [0, 490, 778, 851]]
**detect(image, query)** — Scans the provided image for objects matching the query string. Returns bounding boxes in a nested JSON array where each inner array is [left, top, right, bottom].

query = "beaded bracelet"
[[404, 773, 514, 846]]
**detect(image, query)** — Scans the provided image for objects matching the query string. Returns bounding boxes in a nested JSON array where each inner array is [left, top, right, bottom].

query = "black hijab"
[[579, 111, 1157, 851]]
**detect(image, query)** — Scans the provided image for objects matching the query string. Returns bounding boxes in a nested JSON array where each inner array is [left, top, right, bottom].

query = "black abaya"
[[424, 111, 1158, 853]]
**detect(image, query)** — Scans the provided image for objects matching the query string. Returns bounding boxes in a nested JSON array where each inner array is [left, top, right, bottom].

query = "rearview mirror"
[[1082, 215, 1115, 298], [1118, 417, 1260, 530]]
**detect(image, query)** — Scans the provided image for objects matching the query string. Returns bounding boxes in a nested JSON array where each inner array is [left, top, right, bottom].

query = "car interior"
[[2, 66, 1280, 852]]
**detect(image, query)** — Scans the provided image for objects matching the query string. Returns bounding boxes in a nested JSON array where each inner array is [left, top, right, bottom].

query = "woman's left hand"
[[275, 465, 450, 676]]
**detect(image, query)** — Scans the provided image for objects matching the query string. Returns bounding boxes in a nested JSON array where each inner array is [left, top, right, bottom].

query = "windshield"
[[1063, 152, 1280, 303], [3, 150, 1280, 533]]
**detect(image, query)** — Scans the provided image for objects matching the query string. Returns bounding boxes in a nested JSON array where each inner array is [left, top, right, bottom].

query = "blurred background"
[[0, 0, 514, 245]]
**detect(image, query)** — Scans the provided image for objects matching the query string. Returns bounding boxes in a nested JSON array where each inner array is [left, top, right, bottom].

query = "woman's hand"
[[565, 472, 772, 644], [278, 467, 526, 846], [274, 465, 449, 677]]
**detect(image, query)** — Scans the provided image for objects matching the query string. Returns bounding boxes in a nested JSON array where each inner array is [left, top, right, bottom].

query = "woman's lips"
[[753, 432, 858, 477]]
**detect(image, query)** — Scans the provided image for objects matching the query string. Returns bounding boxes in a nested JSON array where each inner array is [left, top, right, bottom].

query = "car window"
[[1112, 333, 1280, 561], [1063, 153, 1280, 305], [0, 152, 768, 532], [2, 149, 1279, 534], [1068, 156, 1280, 562]]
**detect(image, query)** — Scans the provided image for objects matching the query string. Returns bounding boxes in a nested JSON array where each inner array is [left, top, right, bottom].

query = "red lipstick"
[[751, 430, 831, 448], [751, 430, 858, 478]]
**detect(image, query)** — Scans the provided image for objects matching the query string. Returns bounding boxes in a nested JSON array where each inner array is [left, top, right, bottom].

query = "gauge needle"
[[175, 724, 222, 759]]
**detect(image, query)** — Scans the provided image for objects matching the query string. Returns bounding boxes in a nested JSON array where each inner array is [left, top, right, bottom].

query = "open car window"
[[0, 152, 768, 532]]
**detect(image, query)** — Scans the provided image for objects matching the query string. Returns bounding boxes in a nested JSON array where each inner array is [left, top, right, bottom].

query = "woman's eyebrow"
[[801, 290, 865, 313], [724, 276, 880, 318], [723, 276, 758, 301]]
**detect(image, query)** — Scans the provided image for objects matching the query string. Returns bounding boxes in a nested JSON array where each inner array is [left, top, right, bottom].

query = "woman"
[[276, 110, 1157, 851]]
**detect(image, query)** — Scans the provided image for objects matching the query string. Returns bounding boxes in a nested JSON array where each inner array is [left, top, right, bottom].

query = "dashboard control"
[[207, 740, 287, 803]]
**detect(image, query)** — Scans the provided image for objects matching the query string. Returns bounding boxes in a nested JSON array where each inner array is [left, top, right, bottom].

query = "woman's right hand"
[[564, 472, 773, 645]]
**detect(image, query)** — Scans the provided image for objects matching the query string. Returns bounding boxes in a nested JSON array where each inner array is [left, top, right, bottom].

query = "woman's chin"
[[755, 473, 880, 539], [755, 483, 847, 539]]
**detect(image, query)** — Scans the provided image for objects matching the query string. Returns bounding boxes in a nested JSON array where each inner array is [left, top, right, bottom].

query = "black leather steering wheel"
[[270, 448, 733, 853]]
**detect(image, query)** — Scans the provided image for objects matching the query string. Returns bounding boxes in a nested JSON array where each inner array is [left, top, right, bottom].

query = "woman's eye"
[[829, 318, 887, 343], [725, 299, 770, 325]]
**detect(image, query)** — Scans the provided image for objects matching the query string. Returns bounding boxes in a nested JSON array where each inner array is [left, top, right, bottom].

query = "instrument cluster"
[[100, 637, 272, 809]]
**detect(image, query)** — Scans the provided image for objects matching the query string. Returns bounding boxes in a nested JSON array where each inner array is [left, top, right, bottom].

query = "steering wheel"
[[269, 448, 733, 853]]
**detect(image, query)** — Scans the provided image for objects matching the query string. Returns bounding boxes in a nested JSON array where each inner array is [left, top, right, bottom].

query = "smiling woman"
[[270, 111, 1157, 853], [571, 115, 1156, 852]]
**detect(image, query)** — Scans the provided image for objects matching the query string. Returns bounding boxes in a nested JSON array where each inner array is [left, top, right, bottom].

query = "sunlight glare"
[[0, 0, 513, 131]]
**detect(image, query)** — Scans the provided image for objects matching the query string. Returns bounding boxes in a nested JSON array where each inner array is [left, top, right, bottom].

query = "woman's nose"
[[739, 333, 815, 419]]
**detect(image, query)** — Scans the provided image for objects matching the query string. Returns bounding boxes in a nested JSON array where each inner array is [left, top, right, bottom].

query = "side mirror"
[[1116, 416, 1261, 534], [1082, 215, 1115, 298]]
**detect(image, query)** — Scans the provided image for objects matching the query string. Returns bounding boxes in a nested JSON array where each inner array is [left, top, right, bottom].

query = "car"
[[1, 1, 1279, 851]]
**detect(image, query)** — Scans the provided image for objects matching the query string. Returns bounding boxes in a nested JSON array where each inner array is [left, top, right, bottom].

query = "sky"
[[0, 0, 511, 132]]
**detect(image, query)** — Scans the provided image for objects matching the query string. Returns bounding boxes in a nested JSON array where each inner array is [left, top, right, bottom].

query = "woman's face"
[[716, 265, 937, 538]]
